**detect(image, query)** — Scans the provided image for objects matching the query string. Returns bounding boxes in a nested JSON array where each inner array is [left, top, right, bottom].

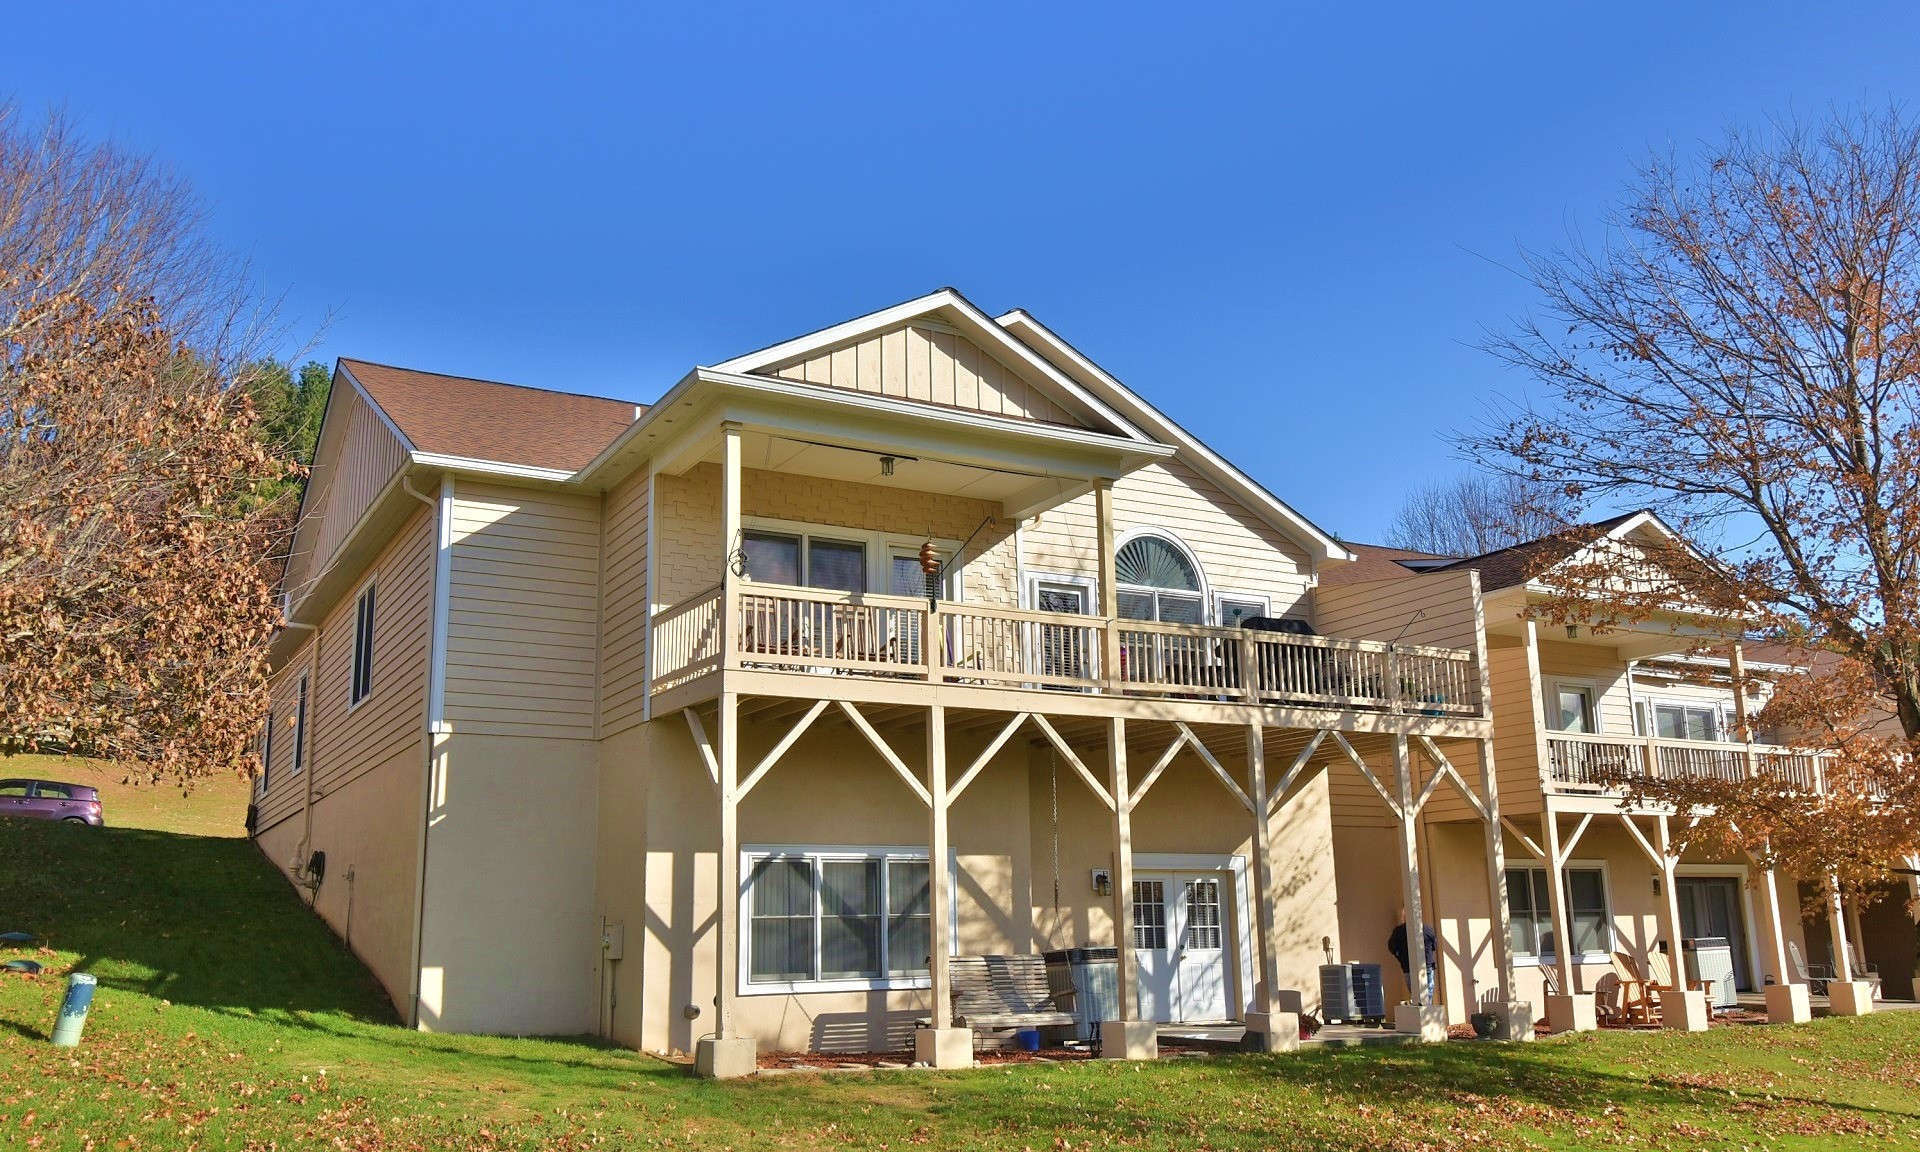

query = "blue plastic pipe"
[[51, 972, 95, 1047]]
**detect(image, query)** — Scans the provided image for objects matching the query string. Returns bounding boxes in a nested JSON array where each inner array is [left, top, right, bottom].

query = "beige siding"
[[1536, 640, 1635, 735], [765, 322, 1080, 426], [310, 508, 434, 803], [285, 380, 411, 600], [600, 470, 651, 737], [256, 639, 316, 833], [1022, 459, 1313, 619], [446, 482, 601, 739], [1312, 571, 1480, 650], [1486, 637, 1544, 814]]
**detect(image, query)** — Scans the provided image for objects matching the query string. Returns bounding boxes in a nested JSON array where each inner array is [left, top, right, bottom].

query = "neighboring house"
[[254, 289, 1521, 1072], [1332, 514, 1914, 1030]]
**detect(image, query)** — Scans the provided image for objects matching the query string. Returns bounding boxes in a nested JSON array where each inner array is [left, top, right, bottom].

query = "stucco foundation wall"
[[305, 744, 423, 1015], [417, 731, 599, 1035]]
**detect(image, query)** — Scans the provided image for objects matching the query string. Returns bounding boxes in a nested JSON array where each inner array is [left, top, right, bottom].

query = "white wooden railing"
[[647, 583, 1485, 716], [1545, 731, 1833, 793]]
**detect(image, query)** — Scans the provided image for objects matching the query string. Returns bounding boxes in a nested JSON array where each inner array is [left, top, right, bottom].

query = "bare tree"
[[1383, 472, 1574, 556], [1464, 107, 1920, 891], [0, 106, 294, 782]]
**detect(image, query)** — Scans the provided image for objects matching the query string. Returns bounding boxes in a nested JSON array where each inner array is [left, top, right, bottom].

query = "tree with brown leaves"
[[1465, 108, 1920, 898], [0, 108, 295, 782]]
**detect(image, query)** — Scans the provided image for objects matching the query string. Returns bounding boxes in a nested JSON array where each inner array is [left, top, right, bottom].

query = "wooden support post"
[[1478, 738, 1514, 1001], [718, 423, 743, 671], [1653, 814, 1709, 1029], [715, 691, 740, 1039], [1246, 724, 1280, 1016], [1729, 641, 1753, 742], [1392, 735, 1443, 1039], [1095, 479, 1120, 688], [1540, 804, 1576, 995], [928, 706, 952, 1029], [1109, 716, 1136, 1013], [1757, 851, 1791, 985], [1828, 874, 1855, 982]]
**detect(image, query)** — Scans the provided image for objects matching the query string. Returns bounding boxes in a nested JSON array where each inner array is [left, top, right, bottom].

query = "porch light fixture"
[[1090, 868, 1112, 896], [1566, 624, 1580, 640], [880, 455, 895, 477]]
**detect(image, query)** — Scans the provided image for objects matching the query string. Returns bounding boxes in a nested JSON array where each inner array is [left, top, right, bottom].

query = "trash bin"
[[1683, 937, 1738, 1009], [1044, 946, 1119, 1041]]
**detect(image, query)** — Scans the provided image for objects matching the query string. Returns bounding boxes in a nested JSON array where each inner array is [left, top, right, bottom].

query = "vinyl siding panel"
[[284, 381, 410, 600], [1536, 640, 1635, 736], [1312, 571, 1481, 651], [1486, 638, 1544, 816], [445, 482, 601, 739], [766, 322, 1081, 426], [256, 639, 316, 832], [600, 470, 651, 737]]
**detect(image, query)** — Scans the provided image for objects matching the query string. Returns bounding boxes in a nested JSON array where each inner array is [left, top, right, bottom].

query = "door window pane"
[[1132, 880, 1167, 949], [890, 554, 933, 598], [748, 858, 815, 982], [1184, 879, 1222, 950], [808, 539, 867, 594], [886, 860, 931, 975], [743, 532, 801, 585], [819, 859, 883, 979]]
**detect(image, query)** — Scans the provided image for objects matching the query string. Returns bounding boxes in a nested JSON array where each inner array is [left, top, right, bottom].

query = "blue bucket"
[[1013, 1028, 1042, 1052]]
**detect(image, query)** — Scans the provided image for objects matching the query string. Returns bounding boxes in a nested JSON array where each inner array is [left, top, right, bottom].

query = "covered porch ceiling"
[[1483, 586, 1736, 660]]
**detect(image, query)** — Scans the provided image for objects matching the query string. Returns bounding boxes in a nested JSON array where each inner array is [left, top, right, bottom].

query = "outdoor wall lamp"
[[1091, 868, 1112, 896]]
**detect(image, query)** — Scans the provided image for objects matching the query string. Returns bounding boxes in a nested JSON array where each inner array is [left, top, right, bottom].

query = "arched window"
[[1115, 533, 1206, 624]]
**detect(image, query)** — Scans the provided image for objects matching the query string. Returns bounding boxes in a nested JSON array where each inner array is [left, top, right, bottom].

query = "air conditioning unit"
[[1320, 962, 1386, 1025]]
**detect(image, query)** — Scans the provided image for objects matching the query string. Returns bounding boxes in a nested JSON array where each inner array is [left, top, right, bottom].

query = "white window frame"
[[1023, 571, 1096, 613], [738, 844, 959, 996], [1545, 677, 1601, 734], [1644, 697, 1728, 743], [742, 516, 963, 600], [257, 717, 273, 795], [348, 577, 378, 710], [1505, 858, 1614, 967], [1113, 528, 1211, 625], [1213, 590, 1271, 628]]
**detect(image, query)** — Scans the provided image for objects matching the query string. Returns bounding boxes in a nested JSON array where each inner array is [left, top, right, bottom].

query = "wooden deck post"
[[1538, 802, 1592, 1032], [1825, 872, 1875, 1015], [695, 691, 756, 1077], [1653, 815, 1708, 1029], [1101, 716, 1156, 1058], [1243, 723, 1294, 1048], [1094, 479, 1120, 688], [1477, 738, 1515, 1001], [718, 422, 743, 672], [915, 704, 971, 1067], [1391, 735, 1442, 1039]]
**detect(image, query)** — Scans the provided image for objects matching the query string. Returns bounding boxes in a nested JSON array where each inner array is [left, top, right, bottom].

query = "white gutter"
[[410, 451, 574, 483]]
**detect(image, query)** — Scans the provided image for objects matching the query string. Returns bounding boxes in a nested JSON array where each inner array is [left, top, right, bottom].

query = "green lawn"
[[4, 819, 1920, 1150]]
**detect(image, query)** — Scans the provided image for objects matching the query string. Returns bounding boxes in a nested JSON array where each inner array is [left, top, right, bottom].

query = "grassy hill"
[[4, 816, 1920, 1149], [0, 753, 252, 837]]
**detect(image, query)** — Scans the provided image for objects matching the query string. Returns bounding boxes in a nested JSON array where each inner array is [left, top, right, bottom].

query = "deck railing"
[[1545, 731, 1833, 793], [647, 583, 1485, 716]]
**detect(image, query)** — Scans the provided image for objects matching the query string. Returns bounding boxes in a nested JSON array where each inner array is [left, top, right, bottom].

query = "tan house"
[[1329, 514, 1906, 1032], [249, 288, 1879, 1077]]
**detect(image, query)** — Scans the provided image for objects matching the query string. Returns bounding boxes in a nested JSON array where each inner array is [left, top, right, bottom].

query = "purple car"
[[0, 779, 104, 826]]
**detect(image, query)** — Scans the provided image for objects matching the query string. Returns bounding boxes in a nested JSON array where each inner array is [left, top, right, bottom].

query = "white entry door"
[[1131, 872, 1232, 1022]]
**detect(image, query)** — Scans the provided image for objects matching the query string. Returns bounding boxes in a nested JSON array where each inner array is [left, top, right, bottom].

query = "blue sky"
[[12, 3, 1920, 542]]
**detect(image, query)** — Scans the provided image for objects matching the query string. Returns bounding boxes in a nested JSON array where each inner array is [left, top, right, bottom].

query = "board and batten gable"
[[444, 481, 602, 740], [283, 375, 412, 602], [761, 321, 1083, 427], [1021, 458, 1315, 620]]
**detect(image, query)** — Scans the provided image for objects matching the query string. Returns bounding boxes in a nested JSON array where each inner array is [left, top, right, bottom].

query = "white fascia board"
[[407, 451, 575, 483], [708, 289, 1154, 444], [994, 309, 1355, 566]]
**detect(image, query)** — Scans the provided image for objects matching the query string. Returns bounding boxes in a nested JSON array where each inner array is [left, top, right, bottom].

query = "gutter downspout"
[[403, 472, 454, 1030]]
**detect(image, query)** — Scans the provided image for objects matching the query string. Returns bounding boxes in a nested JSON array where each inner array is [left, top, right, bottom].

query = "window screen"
[[807, 539, 867, 594], [743, 532, 802, 585]]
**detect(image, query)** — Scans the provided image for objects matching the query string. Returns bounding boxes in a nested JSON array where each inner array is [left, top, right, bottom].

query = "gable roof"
[[710, 289, 1153, 443], [1419, 510, 1644, 591], [339, 358, 637, 473]]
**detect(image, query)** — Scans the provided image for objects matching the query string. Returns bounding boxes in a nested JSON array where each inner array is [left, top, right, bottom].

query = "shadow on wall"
[[0, 821, 397, 1026]]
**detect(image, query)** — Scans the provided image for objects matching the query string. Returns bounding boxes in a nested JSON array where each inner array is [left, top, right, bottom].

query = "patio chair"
[[1787, 940, 1833, 995], [1644, 949, 1716, 1008], [1607, 953, 1661, 1026], [1848, 942, 1883, 1000]]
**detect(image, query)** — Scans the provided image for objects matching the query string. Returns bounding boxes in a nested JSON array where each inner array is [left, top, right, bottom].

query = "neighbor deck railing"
[[1544, 731, 1834, 793], [647, 583, 1485, 716]]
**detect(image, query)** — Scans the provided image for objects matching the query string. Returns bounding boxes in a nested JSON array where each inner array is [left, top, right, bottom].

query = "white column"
[[1100, 716, 1157, 1059], [715, 691, 740, 1039], [718, 423, 743, 670], [1654, 815, 1708, 1029], [928, 706, 952, 1029], [1094, 479, 1119, 687], [1391, 736, 1444, 1039], [1243, 723, 1294, 1048], [1478, 738, 1517, 1002], [1829, 874, 1855, 982]]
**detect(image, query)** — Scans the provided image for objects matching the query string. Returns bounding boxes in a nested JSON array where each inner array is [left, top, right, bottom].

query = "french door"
[[1131, 873, 1232, 1022]]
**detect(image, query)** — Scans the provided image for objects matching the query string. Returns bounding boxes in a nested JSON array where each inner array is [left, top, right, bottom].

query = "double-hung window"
[[1505, 866, 1611, 961], [742, 530, 867, 594], [350, 583, 377, 706], [1651, 702, 1720, 742], [744, 849, 932, 989]]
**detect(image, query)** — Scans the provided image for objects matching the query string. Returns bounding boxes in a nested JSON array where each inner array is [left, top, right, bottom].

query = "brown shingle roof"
[[1321, 543, 1457, 586], [341, 358, 638, 473]]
